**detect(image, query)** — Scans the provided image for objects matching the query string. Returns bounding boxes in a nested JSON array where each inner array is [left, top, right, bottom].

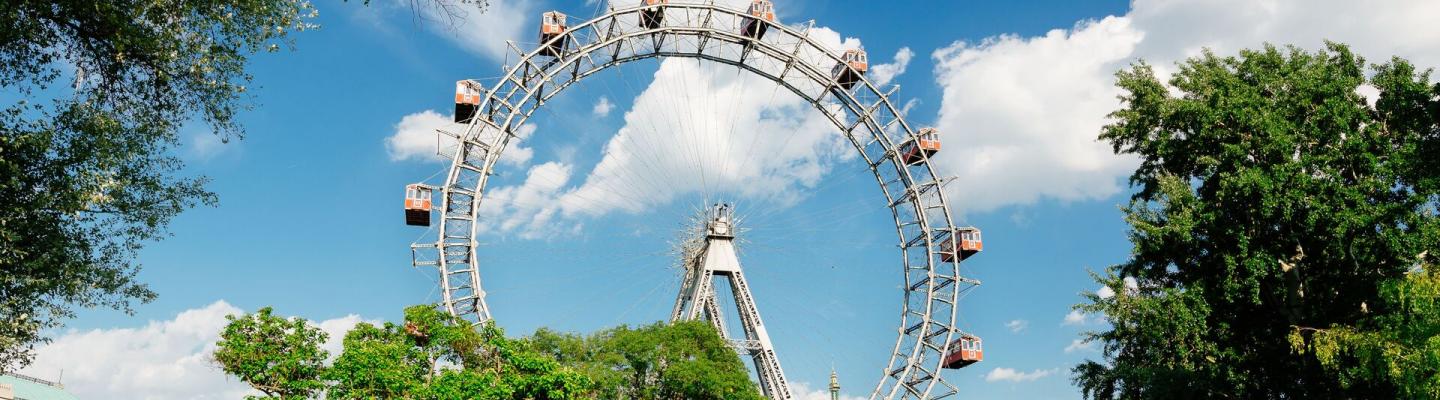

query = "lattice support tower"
[[671, 204, 792, 400]]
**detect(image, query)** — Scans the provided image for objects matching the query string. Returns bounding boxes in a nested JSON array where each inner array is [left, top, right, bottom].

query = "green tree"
[[325, 322, 428, 398], [323, 305, 591, 400], [213, 307, 330, 400], [527, 321, 764, 400], [0, 0, 317, 372], [1074, 42, 1440, 399], [1290, 262, 1440, 398], [217, 304, 595, 399]]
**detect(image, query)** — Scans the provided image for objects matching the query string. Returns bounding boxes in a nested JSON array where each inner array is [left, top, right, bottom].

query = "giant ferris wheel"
[[403, 1, 986, 399]]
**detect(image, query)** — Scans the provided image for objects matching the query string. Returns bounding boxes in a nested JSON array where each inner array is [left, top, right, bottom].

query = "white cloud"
[[592, 96, 615, 117], [1065, 338, 1098, 354], [386, 109, 455, 162], [385, 110, 533, 167], [984, 367, 1057, 383], [316, 314, 374, 359], [869, 47, 914, 87], [184, 131, 231, 161], [17, 301, 371, 400], [930, 0, 1440, 213], [1063, 309, 1104, 326], [413, 0, 532, 61], [555, 59, 852, 218], [931, 17, 1142, 213], [1356, 84, 1381, 107], [477, 161, 579, 239], [478, 38, 866, 234], [503, 124, 537, 167], [597, 0, 750, 11], [1005, 319, 1028, 333], [1098, 276, 1139, 299], [791, 381, 866, 400], [1123, 0, 1440, 68]]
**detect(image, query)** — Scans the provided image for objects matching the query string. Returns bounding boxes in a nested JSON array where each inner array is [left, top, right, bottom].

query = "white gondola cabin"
[[900, 127, 941, 165], [939, 227, 982, 262], [740, 0, 775, 41], [404, 184, 433, 226], [942, 334, 983, 369], [831, 49, 869, 90], [539, 11, 568, 57], [640, 0, 667, 29], [454, 80, 482, 124]]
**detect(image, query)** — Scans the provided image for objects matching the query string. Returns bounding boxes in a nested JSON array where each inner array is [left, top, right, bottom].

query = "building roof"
[[0, 373, 80, 400]]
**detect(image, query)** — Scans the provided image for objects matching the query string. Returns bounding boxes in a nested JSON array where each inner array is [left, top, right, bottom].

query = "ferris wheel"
[[404, 1, 985, 399]]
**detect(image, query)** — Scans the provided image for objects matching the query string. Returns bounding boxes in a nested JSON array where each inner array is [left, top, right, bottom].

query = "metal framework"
[[672, 204, 792, 399], [411, 2, 980, 399]]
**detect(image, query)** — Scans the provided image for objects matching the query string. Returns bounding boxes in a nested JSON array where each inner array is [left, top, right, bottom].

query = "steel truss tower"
[[671, 204, 792, 400]]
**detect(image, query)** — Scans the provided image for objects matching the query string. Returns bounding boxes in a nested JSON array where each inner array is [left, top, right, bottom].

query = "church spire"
[[829, 368, 840, 400]]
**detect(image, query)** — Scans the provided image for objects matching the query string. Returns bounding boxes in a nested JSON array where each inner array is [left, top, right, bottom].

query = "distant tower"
[[829, 369, 840, 400], [671, 204, 792, 399]]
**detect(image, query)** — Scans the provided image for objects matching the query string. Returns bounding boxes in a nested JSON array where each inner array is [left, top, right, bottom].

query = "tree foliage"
[[1075, 42, 1440, 398], [0, 0, 317, 372], [219, 305, 679, 399], [1289, 262, 1440, 398], [214, 307, 330, 400], [214, 305, 762, 399], [323, 305, 592, 400], [529, 322, 764, 400]]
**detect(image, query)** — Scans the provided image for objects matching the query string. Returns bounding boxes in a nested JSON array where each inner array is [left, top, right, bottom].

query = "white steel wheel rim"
[[418, 3, 980, 399]]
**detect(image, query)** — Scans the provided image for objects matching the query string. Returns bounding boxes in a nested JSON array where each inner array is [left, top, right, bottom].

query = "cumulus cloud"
[[869, 47, 914, 87], [385, 109, 533, 167], [476, 47, 862, 236], [386, 110, 454, 162], [930, 0, 1440, 212], [413, 0, 532, 61], [984, 367, 1057, 383], [17, 301, 370, 400], [592, 96, 615, 117], [1097, 276, 1138, 299], [931, 17, 1143, 212], [316, 314, 374, 359], [1063, 310, 1104, 326], [1005, 319, 1029, 333], [1065, 338, 1098, 354], [477, 161, 579, 239], [556, 59, 852, 217]]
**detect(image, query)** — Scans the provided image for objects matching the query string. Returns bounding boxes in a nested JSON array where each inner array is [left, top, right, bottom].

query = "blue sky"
[[18, 0, 1440, 399]]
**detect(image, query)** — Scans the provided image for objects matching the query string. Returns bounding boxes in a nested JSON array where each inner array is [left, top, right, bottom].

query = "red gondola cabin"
[[640, 0, 667, 29], [942, 334, 983, 369], [454, 80, 482, 123], [832, 49, 869, 90], [539, 11, 568, 57], [900, 128, 941, 165], [405, 184, 433, 227], [939, 227, 982, 262], [740, 0, 775, 41]]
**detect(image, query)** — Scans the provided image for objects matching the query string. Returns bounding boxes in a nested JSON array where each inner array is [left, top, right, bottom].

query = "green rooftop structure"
[[0, 373, 79, 400]]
